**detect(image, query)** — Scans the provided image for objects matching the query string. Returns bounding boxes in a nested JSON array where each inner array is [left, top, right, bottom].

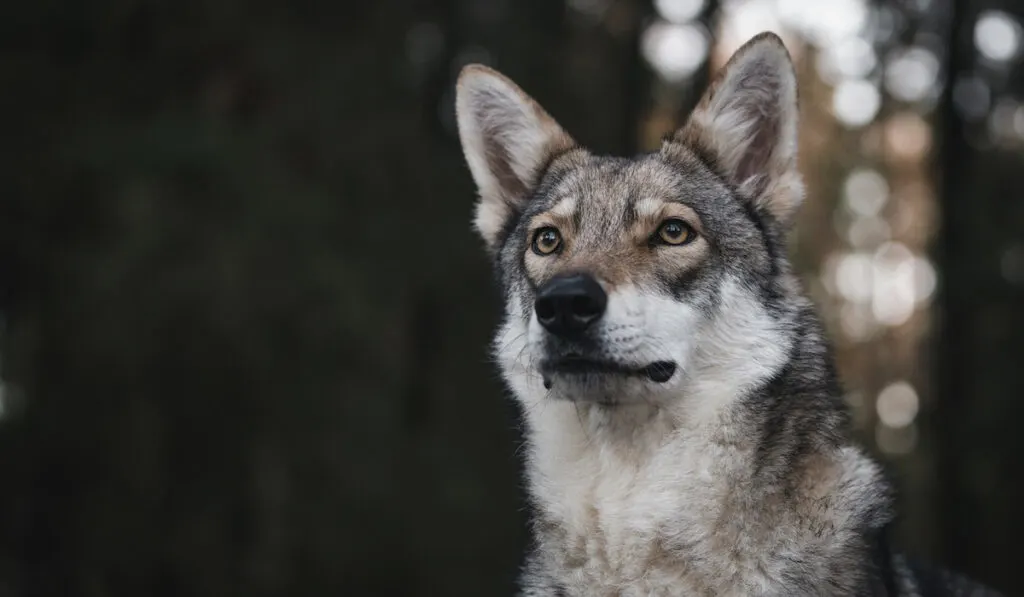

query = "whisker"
[[497, 330, 528, 355]]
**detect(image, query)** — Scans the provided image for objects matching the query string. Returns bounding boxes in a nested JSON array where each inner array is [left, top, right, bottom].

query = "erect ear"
[[672, 32, 803, 225], [455, 65, 576, 251]]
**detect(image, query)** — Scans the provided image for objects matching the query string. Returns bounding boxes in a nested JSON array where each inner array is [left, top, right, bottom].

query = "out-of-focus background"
[[1, 0, 1022, 595]]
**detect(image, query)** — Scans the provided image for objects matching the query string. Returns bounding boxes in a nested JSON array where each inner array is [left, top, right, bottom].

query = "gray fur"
[[456, 32, 1003, 597]]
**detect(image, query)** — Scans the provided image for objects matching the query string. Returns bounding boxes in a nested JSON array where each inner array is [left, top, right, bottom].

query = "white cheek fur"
[[598, 284, 703, 379], [494, 276, 791, 415]]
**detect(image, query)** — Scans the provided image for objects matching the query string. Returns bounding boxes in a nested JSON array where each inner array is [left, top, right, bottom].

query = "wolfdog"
[[454, 31, 1001, 596]]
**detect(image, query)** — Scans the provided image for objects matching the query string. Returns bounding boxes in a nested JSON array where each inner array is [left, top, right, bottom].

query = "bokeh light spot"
[[974, 10, 1021, 62], [654, 0, 706, 23], [844, 169, 889, 217], [876, 381, 920, 428], [817, 36, 877, 83], [884, 47, 940, 103], [871, 242, 918, 326], [832, 79, 881, 128], [642, 21, 710, 82], [885, 112, 932, 160], [836, 252, 874, 303]]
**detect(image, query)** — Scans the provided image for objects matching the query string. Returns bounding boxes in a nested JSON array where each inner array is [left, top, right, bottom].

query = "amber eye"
[[656, 219, 694, 246], [531, 227, 562, 255]]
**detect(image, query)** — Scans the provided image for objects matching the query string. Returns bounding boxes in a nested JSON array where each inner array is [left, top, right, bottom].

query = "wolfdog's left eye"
[[655, 219, 695, 246], [531, 227, 563, 255]]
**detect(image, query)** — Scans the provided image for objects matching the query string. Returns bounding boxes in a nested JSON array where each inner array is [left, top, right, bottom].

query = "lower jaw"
[[540, 360, 675, 382], [540, 379, 675, 407], [541, 361, 678, 390]]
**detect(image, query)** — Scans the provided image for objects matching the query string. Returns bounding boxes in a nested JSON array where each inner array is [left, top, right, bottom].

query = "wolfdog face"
[[456, 33, 805, 412]]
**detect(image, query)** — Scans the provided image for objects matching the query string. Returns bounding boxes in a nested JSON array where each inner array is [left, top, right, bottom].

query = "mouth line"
[[540, 356, 677, 385]]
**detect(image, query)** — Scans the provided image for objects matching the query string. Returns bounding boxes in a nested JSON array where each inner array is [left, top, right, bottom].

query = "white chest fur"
[[522, 401, 882, 597], [527, 403, 750, 596]]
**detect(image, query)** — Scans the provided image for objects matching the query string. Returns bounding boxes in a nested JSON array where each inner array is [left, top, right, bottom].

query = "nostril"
[[571, 295, 600, 319], [535, 297, 556, 322]]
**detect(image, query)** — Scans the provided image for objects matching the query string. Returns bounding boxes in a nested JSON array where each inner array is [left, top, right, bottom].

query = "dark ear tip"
[[747, 31, 785, 46], [738, 31, 794, 61]]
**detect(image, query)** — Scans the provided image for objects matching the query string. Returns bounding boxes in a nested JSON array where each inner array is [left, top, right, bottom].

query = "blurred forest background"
[[1, 0, 1023, 595]]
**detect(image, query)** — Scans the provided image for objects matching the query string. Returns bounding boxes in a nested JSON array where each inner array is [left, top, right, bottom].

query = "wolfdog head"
[[456, 33, 806, 415]]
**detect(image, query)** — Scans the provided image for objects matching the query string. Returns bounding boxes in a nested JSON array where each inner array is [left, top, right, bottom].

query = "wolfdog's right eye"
[[531, 227, 562, 256], [655, 219, 695, 246]]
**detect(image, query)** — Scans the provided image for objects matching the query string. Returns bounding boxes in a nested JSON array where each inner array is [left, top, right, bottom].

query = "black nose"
[[534, 273, 607, 336]]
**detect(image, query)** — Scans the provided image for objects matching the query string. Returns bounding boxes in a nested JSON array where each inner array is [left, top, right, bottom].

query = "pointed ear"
[[455, 65, 576, 251], [673, 32, 803, 225]]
